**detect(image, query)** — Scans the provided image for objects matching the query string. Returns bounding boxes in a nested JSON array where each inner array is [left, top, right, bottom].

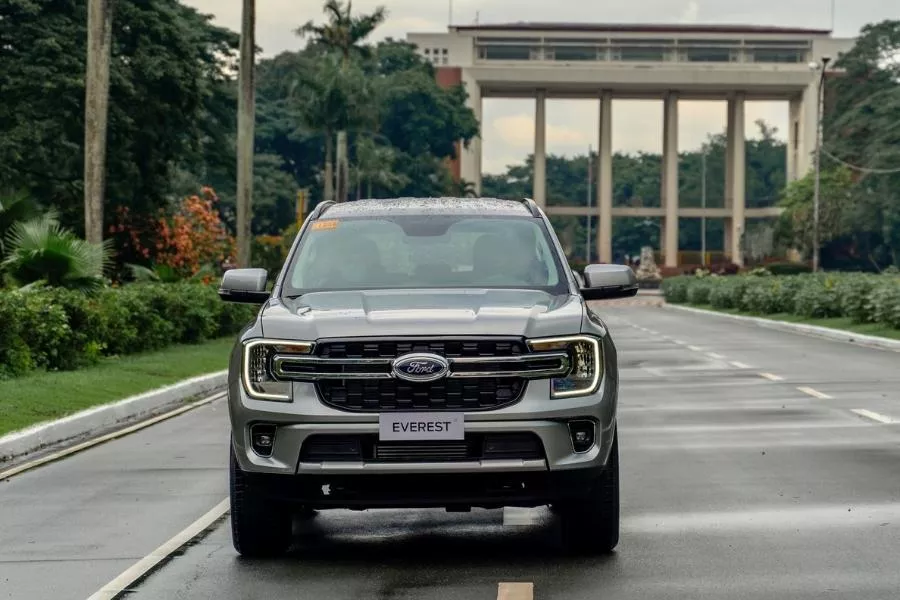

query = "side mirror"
[[218, 268, 270, 304], [580, 264, 639, 301]]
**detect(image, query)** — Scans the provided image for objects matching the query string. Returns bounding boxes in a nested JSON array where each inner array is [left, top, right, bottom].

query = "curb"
[[0, 370, 227, 463], [663, 304, 900, 353]]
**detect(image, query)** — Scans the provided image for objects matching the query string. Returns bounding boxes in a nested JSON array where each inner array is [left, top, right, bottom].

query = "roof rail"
[[309, 200, 336, 219], [519, 197, 541, 217]]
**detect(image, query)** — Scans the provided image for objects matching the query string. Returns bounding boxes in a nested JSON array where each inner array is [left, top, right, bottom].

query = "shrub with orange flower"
[[154, 187, 235, 279]]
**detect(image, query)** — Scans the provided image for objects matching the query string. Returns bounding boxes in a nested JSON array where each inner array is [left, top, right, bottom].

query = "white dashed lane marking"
[[759, 372, 785, 381], [851, 409, 894, 424], [497, 582, 534, 600], [797, 386, 833, 400]]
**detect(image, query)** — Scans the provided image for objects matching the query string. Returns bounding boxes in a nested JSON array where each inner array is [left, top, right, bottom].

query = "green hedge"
[[0, 283, 258, 379], [661, 273, 900, 329]]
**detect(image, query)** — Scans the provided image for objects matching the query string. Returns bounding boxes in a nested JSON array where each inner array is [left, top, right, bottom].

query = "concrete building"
[[407, 23, 854, 266]]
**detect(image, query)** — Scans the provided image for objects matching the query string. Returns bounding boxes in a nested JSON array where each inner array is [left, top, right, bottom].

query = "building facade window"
[[471, 35, 812, 64]]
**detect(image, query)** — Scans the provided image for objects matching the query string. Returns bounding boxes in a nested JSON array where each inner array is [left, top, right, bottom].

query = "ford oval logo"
[[391, 353, 450, 383]]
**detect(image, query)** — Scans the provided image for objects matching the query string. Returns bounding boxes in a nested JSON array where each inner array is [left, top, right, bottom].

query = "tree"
[[296, 0, 387, 203], [0, 0, 240, 237], [83, 0, 115, 246], [353, 136, 409, 199], [822, 19, 900, 266], [778, 166, 854, 255], [3, 211, 112, 292]]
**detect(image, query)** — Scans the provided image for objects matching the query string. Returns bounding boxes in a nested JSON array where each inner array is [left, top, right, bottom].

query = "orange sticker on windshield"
[[312, 219, 339, 230]]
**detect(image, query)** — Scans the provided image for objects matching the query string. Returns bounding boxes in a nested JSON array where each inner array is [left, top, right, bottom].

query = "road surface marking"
[[851, 409, 893, 424], [730, 361, 752, 369], [86, 498, 230, 600], [647, 330, 659, 335], [706, 352, 726, 360], [497, 582, 534, 600], [797, 386, 832, 400], [673, 340, 687, 345], [759, 372, 784, 381], [0, 392, 226, 482], [502, 507, 540, 526], [687, 345, 704, 352]]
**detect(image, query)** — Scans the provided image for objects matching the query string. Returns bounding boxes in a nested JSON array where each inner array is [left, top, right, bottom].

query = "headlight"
[[527, 335, 602, 398], [242, 339, 314, 401]]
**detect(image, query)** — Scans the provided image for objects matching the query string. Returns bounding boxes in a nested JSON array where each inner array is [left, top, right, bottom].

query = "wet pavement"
[[2, 304, 900, 599]]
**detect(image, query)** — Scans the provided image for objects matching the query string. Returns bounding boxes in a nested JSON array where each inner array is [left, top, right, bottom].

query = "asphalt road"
[[3, 302, 900, 600]]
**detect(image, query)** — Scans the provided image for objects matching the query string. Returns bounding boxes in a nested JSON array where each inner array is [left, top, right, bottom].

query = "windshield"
[[280, 214, 568, 295]]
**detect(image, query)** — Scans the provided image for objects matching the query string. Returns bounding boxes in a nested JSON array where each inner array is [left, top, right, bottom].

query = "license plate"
[[378, 412, 464, 441]]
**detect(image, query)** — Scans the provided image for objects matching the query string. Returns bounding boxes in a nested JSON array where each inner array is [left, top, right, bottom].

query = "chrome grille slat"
[[271, 351, 569, 380], [275, 338, 569, 413]]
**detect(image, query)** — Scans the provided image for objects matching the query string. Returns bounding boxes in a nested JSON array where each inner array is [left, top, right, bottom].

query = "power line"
[[820, 147, 900, 174]]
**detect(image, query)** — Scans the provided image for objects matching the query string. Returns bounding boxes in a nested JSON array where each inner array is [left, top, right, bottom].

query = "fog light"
[[250, 424, 277, 457], [568, 420, 596, 453]]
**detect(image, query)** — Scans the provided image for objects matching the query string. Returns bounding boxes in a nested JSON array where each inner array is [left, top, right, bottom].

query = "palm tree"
[[0, 190, 38, 261], [353, 136, 409, 199], [3, 211, 113, 292], [296, 1, 387, 203]]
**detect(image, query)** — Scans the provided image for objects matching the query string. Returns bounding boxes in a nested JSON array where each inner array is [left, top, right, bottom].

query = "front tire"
[[558, 430, 620, 554], [230, 444, 292, 557]]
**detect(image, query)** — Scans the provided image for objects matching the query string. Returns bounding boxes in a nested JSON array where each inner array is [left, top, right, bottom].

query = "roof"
[[451, 22, 832, 36], [319, 197, 536, 218]]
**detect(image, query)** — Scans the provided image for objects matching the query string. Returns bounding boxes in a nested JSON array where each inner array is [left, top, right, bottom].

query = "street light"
[[586, 145, 592, 262], [700, 144, 708, 266], [809, 55, 831, 273]]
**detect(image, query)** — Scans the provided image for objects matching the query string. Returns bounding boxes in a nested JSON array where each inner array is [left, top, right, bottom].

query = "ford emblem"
[[391, 353, 450, 383]]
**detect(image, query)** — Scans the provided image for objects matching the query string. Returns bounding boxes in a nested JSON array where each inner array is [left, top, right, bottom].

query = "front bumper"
[[229, 374, 617, 478], [239, 466, 606, 510]]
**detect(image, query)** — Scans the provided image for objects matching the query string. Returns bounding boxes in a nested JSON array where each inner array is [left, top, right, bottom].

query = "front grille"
[[300, 433, 545, 463], [317, 378, 525, 411], [317, 338, 526, 360], [314, 338, 530, 412]]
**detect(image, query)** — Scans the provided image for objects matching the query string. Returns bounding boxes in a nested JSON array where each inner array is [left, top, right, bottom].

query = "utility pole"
[[701, 146, 707, 266], [83, 0, 114, 244], [236, 0, 256, 267], [586, 145, 592, 263], [812, 56, 830, 273]]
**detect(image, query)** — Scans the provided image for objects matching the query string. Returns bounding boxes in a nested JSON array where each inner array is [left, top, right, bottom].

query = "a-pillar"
[[533, 90, 547, 207], [596, 91, 613, 263], [724, 93, 746, 265], [661, 92, 679, 267], [460, 72, 483, 194]]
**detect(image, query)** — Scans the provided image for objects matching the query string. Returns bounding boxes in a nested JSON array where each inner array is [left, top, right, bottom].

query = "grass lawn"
[[685, 305, 900, 341], [0, 337, 236, 437]]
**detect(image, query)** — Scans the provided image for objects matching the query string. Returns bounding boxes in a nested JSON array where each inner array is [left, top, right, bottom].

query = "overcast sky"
[[183, 0, 889, 174]]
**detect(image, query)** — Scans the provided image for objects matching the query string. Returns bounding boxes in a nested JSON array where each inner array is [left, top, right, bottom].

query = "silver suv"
[[219, 198, 637, 557]]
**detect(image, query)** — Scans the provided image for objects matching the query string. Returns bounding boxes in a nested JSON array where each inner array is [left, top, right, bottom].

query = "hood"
[[259, 289, 585, 340]]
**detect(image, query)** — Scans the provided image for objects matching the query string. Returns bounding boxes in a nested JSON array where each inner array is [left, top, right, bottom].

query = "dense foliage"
[[778, 20, 900, 269], [0, 0, 240, 238], [0, 284, 257, 379], [0, 0, 478, 259], [662, 272, 900, 329]]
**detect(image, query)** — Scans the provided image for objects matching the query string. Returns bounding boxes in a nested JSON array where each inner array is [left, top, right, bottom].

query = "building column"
[[662, 92, 679, 268], [725, 93, 746, 265], [787, 95, 802, 183], [460, 73, 483, 195], [597, 91, 613, 264], [533, 90, 547, 207]]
